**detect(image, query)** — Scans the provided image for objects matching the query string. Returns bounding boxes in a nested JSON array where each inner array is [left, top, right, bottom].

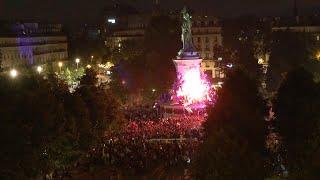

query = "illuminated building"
[[0, 22, 68, 69], [191, 15, 223, 81], [192, 15, 223, 60]]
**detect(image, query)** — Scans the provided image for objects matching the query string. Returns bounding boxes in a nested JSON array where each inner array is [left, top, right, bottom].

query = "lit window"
[[317, 35, 320, 41], [215, 70, 220, 78], [107, 18, 116, 24], [258, 58, 264, 64]]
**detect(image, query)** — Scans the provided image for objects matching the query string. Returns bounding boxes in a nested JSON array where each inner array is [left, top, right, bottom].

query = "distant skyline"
[[0, 0, 319, 23]]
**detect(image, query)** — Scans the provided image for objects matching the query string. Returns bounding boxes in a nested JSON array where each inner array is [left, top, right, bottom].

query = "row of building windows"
[[1, 50, 67, 60], [203, 69, 225, 79], [0, 40, 67, 47], [193, 36, 220, 44], [193, 20, 219, 27], [1, 52, 68, 68]]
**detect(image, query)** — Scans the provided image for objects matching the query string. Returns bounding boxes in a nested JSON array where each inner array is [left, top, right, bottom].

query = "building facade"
[[0, 22, 68, 69], [192, 16, 223, 81], [192, 16, 223, 60], [272, 25, 320, 42], [103, 12, 223, 81]]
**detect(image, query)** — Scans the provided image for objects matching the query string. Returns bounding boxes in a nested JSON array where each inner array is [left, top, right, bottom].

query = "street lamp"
[[258, 58, 264, 65], [152, 89, 156, 93], [91, 55, 94, 63], [37, 66, 43, 74], [75, 58, 80, 69], [58, 62, 63, 73], [10, 69, 18, 78], [316, 52, 320, 60]]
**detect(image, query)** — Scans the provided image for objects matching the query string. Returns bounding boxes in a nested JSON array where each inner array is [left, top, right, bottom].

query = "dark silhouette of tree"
[[274, 67, 320, 178], [267, 32, 319, 92], [76, 69, 125, 145], [193, 68, 267, 179], [109, 15, 180, 105], [144, 15, 179, 95], [0, 74, 80, 178], [0, 70, 124, 179], [222, 16, 270, 78], [106, 40, 144, 64]]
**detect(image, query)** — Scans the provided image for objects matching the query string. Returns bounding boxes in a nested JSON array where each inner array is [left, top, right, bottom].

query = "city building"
[[191, 15, 223, 81], [102, 8, 224, 81], [0, 22, 68, 70], [192, 15, 223, 60], [271, 0, 320, 42], [272, 25, 320, 41]]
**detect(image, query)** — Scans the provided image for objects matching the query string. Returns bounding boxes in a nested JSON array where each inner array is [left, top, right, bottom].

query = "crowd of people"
[[77, 113, 204, 176], [123, 116, 204, 139], [124, 105, 161, 121], [71, 106, 206, 177], [97, 138, 200, 175]]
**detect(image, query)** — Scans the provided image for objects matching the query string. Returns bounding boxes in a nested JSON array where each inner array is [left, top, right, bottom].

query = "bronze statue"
[[181, 7, 194, 51], [179, 7, 197, 58]]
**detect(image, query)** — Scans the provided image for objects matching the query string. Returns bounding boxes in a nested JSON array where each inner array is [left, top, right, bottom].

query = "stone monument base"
[[160, 103, 206, 118]]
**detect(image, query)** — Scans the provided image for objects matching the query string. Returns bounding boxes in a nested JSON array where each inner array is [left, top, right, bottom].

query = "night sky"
[[0, 0, 319, 23]]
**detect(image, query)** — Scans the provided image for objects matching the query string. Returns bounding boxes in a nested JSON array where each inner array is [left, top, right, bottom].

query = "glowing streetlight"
[[86, 64, 92, 69], [58, 62, 63, 73], [152, 89, 156, 93], [226, 63, 233, 68], [10, 69, 18, 78], [316, 52, 320, 60], [258, 58, 264, 65], [75, 58, 80, 69], [36, 66, 43, 74]]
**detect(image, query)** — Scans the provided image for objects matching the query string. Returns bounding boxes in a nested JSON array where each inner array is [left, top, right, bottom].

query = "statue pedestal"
[[160, 53, 205, 117], [173, 55, 202, 77]]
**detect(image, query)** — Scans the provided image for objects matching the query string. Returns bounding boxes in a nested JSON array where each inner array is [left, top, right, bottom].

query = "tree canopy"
[[0, 69, 124, 179], [193, 68, 267, 179], [267, 32, 320, 92], [274, 67, 320, 178], [195, 69, 266, 179]]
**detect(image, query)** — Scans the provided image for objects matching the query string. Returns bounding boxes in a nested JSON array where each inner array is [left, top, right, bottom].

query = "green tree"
[[57, 67, 85, 91], [274, 67, 320, 178], [193, 68, 267, 179]]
